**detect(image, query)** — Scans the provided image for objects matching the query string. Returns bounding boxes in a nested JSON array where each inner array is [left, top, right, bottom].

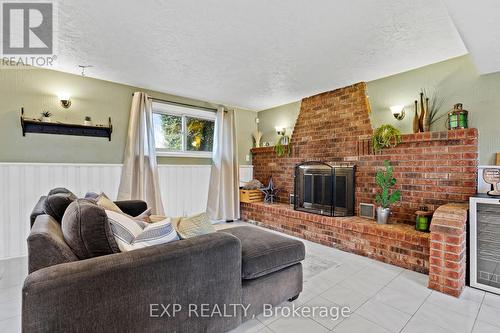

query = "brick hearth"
[[243, 82, 478, 296], [241, 202, 430, 273]]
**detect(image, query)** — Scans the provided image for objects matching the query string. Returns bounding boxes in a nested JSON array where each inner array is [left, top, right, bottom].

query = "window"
[[153, 102, 216, 158]]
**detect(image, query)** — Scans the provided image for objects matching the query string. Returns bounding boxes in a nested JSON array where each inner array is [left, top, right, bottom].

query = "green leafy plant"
[[372, 124, 402, 153], [375, 160, 401, 209], [274, 135, 291, 157], [41, 111, 52, 118]]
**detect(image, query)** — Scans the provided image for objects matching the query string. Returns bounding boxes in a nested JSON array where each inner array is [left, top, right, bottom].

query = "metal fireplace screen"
[[294, 162, 354, 217]]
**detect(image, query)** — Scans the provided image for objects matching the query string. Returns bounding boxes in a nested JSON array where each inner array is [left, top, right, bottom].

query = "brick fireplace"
[[242, 82, 478, 296]]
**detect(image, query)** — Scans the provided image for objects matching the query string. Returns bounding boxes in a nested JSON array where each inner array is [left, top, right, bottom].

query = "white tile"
[[402, 317, 455, 333], [228, 318, 265, 333], [0, 315, 21, 333], [356, 300, 411, 333], [303, 296, 348, 330], [473, 320, 500, 333], [427, 291, 481, 317], [482, 292, 500, 310], [313, 263, 357, 285], [256, 302, 293, 326], [333, 313, 391, 333], [303, 275, 335, 293], [337, 275, 386, 298], [386, 273, 430, 294], [320, 284, 371, 311], [477, 304, 500, 328], [411, 302, 476, 333], [372, 283, 430, 315], [267, 315, 329, 333], [460, 287, 485, 304]]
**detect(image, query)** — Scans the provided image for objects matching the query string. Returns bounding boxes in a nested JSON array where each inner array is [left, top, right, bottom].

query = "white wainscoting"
[[0, 163, 253, 259]]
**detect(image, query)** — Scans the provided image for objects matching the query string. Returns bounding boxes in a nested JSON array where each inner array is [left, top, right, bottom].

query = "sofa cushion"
[[106, 210, 179, 251], [43, 191, 78, 223], [173, 212, 215, 239], [219, 226, 305, 280], [62, 199, 120, 259]]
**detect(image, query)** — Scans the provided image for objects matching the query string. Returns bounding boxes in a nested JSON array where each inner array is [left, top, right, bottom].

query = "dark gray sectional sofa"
[[23, 190, 305, 333]]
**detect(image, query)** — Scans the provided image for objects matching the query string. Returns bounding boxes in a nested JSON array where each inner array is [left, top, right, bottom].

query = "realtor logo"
[[2, 2, 53, 54]]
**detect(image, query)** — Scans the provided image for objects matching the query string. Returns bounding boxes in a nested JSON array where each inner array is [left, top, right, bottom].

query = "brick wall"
[[251, 82, 478, 225], [242, 202, 430, 273], [428, 203, 468, 296]]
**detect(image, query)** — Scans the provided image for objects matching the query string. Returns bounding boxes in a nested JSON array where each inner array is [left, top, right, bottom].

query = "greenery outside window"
[[152, 102, 216, 158]]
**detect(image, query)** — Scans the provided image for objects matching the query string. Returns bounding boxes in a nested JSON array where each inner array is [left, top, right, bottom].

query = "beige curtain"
[[118, 92, 165, 215], [207, 107, 240, 221]]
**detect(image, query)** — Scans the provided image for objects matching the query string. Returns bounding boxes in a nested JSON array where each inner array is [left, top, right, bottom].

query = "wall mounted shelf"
[[20, 108, 113, 141]]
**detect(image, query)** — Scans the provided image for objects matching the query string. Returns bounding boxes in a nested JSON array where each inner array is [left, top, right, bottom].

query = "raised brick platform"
[[241, 202, 430, 273]]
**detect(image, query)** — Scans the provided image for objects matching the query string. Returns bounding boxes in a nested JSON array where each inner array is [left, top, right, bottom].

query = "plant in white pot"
[[375, 160, 401, 224], [40, 111, 52, 123]]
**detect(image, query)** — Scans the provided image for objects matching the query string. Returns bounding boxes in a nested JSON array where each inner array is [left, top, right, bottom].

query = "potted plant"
[[372, 124, 402, 153], [84, 116, 93, 126], [40, 111, 52, 123], [375, 160, 401, 224]]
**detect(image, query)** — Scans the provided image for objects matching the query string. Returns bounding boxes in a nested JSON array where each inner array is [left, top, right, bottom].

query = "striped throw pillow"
[[106, 210, 179, 252]]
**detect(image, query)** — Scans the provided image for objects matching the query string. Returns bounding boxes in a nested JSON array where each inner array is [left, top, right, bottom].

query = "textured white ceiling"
[[53, 0, 467, 110], [442, 0, 500, 75]]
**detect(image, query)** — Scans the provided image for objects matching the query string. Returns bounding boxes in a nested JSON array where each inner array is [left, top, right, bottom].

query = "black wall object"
[[20, 108, 112, 141]]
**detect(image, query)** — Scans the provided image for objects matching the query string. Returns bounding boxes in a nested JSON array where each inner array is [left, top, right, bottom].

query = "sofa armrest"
[[23, 232, 242, 333], [114, 199, 148, 216], [28, 215, 78, 274]]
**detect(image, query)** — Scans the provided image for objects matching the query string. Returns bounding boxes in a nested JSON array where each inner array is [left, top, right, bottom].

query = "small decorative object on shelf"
[[496, 153, 500, 166], [375, 160, 401, 224], [40, 111, 52, 123], [413, 89, 447, 132], [84, 116, 93, 126], [274, 127, 291, 157], [260, 176, 279, 204], [447, 103, 469, 130], [240, 189, 264, 203], [252, 129, 262, 148], [20, 108, 113, 141], [415, 207, 432, 232]]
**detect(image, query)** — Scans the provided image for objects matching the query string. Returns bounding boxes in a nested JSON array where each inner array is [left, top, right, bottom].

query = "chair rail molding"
[[0, 162, 253, 259]]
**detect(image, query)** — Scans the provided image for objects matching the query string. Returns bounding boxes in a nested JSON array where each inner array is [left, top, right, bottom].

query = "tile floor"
[[1, 222, 500, 333]]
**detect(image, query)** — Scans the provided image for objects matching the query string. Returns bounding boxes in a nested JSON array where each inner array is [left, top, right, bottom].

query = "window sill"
[[156, 151, 212, 158]]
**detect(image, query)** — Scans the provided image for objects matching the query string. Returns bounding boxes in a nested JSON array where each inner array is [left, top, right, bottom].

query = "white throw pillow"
[[106, 210, 179, 252]]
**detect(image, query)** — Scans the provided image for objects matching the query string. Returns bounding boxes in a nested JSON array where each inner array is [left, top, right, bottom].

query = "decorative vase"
[[377, 206, 390, 224], [252, 129, 262, 148], [423, 97, 430, 132], [41, 116, 51, 123], [412, 100, 419, 133], [418, 92, 425, 132]]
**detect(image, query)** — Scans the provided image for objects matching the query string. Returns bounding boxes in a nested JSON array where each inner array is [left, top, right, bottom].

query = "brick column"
[[428, 203, 468, 297]]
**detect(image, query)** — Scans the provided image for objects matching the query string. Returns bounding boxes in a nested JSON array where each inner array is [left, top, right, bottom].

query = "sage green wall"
[[367, 55, 500, 165], [0, 66, 255, 165], [256, 55, 500, 165], [256, 101, 301, 145]]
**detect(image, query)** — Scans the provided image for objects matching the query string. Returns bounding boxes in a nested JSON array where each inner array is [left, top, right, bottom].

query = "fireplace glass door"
[[294, 162, 354, 217]]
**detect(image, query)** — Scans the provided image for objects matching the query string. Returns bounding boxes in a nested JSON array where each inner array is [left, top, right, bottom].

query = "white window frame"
[[152, 102, 216, 158]]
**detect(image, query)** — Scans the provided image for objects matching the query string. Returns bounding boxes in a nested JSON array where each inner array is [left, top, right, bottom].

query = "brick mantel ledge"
[[428, 203, 469, 297]]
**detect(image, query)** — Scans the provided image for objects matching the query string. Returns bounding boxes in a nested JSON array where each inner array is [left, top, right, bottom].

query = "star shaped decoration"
[[260, 176, 279, 204]]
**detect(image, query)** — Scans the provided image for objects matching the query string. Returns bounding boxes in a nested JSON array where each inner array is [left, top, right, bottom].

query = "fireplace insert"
[[294, 162, 354, 216]]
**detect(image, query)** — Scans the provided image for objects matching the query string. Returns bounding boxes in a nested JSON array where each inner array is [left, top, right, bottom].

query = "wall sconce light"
[[390, 105, 405, 120], [58, 93, 71, 109], [275, 126, 286, 136]]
